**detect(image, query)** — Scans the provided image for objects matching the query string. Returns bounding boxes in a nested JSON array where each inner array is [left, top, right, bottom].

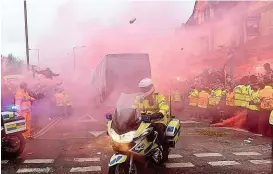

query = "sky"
[[1, 0, 195, 67]]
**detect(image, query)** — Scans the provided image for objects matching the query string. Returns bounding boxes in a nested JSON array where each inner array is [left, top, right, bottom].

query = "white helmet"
[[138, 78, 155, 97]]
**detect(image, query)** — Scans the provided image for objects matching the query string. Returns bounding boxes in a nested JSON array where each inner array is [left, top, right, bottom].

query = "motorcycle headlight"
[[109, 129, 136, 143]]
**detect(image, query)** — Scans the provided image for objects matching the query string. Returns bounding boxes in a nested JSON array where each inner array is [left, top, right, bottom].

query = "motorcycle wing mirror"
[[106, 113, 112, 120]]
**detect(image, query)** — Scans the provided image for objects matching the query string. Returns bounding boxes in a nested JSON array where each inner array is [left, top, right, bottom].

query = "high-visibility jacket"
[[226, 92, 235, 107], [269, 110, 273, 125], [234, 85, 252, 108], [248, 90, 260, 111], [55, 92, 66, 107], [258, 86, 273, 110], [15, 88, 35, 111], [188, 89, 199, 106], [215, 89, 225, 105], [64, 93, 72, 106], [198, 90, 210, 108], [209, 90, 217, 106], [133, 93, 170, 125], [171, 90, 181, 102]]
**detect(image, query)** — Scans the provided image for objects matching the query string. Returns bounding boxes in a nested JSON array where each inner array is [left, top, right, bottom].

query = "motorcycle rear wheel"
[[2, 133, 25, 159]]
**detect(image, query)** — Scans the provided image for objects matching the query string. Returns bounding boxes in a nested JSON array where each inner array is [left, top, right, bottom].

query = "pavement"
[[1, 109, 273, 174]]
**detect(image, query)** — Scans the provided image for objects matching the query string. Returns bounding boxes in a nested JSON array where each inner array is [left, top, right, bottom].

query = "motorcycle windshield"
[[111, 93, 140, 134]]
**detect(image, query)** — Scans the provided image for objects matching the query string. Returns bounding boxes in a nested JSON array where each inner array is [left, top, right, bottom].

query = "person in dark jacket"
[[35, 68, 59, 79]]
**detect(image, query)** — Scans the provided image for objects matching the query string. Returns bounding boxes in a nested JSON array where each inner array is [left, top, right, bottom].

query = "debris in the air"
[[129, 18, 136, 24]]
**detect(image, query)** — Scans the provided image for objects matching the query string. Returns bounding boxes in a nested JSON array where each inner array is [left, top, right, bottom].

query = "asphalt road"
[[1, 112, 273, 174]]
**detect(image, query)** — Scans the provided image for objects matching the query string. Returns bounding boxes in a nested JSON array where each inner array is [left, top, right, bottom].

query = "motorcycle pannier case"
[[2, 112, 26, 134], [165, 118, 180, 148]]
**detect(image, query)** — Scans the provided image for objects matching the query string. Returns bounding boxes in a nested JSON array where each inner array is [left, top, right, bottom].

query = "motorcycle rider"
[[133, 78, 170, 164]]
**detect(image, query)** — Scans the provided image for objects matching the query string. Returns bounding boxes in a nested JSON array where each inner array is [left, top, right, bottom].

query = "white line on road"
[[17, 167, 52, 173], [89, 131, 105, 137], [233, 152, 262, 156], [180, 121, 200, 124], [70, 166, 102, 172], [73, 158, 100, 162], [34, 117, 62, 139], [208, 161, 240, 166], [194, 153, 223, 157], [23, 159, 54, 164], [249, 160, 273, 164], [1, 160, 9, 164], [168, 154, 183, 159], [165, 162, 195, 168]]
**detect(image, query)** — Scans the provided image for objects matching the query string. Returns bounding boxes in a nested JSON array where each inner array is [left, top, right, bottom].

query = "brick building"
[[183, 0, 273, 79]]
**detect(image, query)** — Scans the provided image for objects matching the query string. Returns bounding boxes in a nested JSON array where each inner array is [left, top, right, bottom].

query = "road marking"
[[1, 160, 9, 164], [194, 153, 223, 157], [24, 159, 54, 164], [34, 117, 62, 139], [208, 161, 240, 166], [249, 160, 273, 164], [233, 152, 262, 156], [168, 154, 183, 159], [34, 117, 59, 136], [70, 166, 102, 172], [74, 158, 100, 162], [17, 167, 52, 173], [77, 114, 97, 123], [180, 121, 200, 124], [89, 131, 105, 137], [165, 162, 194, 168]]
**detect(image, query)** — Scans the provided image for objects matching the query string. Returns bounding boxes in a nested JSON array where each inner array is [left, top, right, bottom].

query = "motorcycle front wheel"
[[108, 162, 138, 174], [1, 133, 26, 159]]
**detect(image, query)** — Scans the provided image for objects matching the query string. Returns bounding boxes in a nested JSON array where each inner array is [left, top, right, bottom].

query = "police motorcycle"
[[106, 93, 181, 174], [1, 105, 26, 158]]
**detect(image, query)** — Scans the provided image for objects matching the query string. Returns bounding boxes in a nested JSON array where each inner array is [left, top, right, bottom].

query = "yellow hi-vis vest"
[[269, 110, 273, 125], [259, 86, 273, 110], [55, 92, 65, 107], [189, 89, 199, 106], [209, 90, 217, 106], [226, 92, 235, 106], [133, 93, 170, 125], [215, 89, 225, 105], [64, 93, 72, 106], [198, 90, 210, 108], [234, 85, 252, 108], [248, 90, 260, 111]]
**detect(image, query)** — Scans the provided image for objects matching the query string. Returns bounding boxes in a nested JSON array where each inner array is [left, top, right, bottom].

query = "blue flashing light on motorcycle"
[[106, 113, 112, 120]]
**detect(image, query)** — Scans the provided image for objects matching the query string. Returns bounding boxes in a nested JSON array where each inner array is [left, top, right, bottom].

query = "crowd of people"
[[171, 63, 273, 137], [1, 67, 72, 139]]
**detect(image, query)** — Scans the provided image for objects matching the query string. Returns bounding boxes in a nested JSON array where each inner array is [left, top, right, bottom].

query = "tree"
[[2, 54, 24, 75]]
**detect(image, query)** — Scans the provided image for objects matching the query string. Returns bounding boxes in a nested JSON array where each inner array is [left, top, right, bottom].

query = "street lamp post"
[[24, 0, 30, 69], [73, 46, 85, 72], [29, 49, 40, 66]]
